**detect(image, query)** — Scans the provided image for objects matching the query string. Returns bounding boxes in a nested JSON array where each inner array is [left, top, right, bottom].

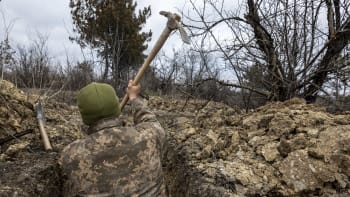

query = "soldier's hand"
[[127, 80, 141, 101]]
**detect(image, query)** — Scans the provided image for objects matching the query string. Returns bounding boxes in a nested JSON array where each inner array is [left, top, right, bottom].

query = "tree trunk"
[[304, 17, 350, 102], [102, 47, 109, 81], [245, 0, 289, 101]]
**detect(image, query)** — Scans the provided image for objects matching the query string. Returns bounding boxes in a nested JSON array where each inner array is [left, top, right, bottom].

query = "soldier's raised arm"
[[127, 80, 166, 156], [127, 80, 159, 124]]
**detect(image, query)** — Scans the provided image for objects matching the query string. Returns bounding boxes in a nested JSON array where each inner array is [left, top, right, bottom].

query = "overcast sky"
[[0, 0, 188, 63]]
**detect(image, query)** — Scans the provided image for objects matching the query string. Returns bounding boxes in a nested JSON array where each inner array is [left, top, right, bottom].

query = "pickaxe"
[[120, 11, 190, 111]]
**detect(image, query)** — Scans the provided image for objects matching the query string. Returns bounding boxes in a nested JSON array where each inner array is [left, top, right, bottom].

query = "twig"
[[0, 128, 34, 145], [181, 96, 190, 112]]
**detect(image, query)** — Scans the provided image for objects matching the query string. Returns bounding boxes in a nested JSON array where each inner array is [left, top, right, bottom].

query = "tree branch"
[[201, 77, 270, 97]]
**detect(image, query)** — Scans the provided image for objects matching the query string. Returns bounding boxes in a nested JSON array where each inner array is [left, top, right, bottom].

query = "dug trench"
[[1, 79, 350, 196]]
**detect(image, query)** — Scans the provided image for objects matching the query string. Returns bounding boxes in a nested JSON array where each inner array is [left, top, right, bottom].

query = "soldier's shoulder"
[[135, 121, 165, 141], [60, 138, 87, 163], [61, 139, 79, 154], [136, 119, 164, 132]]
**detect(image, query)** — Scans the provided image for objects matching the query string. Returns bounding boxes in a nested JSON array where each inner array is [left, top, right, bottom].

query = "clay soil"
[[1, 80, 350, 196]]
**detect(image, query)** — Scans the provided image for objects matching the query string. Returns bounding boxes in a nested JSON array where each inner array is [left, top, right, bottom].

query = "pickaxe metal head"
[[159, 11, 191, 44]]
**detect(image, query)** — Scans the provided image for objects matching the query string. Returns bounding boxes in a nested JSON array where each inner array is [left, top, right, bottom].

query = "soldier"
[[59, 80, 167, 197]]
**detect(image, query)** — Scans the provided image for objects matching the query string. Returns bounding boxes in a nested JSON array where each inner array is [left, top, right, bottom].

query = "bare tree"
[[185, 0, 350, 103], [152, 44, 228, 103], [0, 10, 16, 80], [152, 50, 180, 95], [65, 60, 94, 91], [0, 36, 15, 80], [15, 33, 52, 89]]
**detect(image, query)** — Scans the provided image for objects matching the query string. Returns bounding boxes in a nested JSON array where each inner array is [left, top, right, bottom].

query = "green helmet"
[[77, 82, 120, 125]]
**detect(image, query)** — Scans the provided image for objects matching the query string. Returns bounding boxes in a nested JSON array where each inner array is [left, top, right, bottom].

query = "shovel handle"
[[120, 26, 172, 111]]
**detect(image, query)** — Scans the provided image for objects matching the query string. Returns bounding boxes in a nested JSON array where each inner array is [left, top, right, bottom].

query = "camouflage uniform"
[[59, 98, 167, 197]]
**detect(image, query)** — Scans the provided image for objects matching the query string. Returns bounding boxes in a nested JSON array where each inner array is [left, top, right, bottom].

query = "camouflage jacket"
[[59, 98, 167, 197]]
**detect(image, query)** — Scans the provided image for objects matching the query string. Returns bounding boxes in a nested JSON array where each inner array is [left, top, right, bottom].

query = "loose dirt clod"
[[1, 80, 350, 196]]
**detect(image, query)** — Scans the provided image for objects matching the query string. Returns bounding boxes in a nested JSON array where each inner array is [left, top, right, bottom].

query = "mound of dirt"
[[1, 79, 350, 196], [0, 80, 83, 196], [159, 97, 350, 196], [0, 80, 35, 138]]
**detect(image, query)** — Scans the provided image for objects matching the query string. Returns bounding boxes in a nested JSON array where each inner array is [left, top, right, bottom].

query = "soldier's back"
[[59, 118, 166, 197]]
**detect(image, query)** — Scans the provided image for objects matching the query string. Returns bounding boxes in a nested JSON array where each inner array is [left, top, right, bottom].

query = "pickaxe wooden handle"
[[120, 11, 190, 111], [35, 100, 52, 150]]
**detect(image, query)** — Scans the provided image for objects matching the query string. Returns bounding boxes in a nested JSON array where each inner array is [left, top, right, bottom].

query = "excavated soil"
[[153, 98, 350, 196], [0, 80, 82, 196], [1, 80, 350, 196]]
